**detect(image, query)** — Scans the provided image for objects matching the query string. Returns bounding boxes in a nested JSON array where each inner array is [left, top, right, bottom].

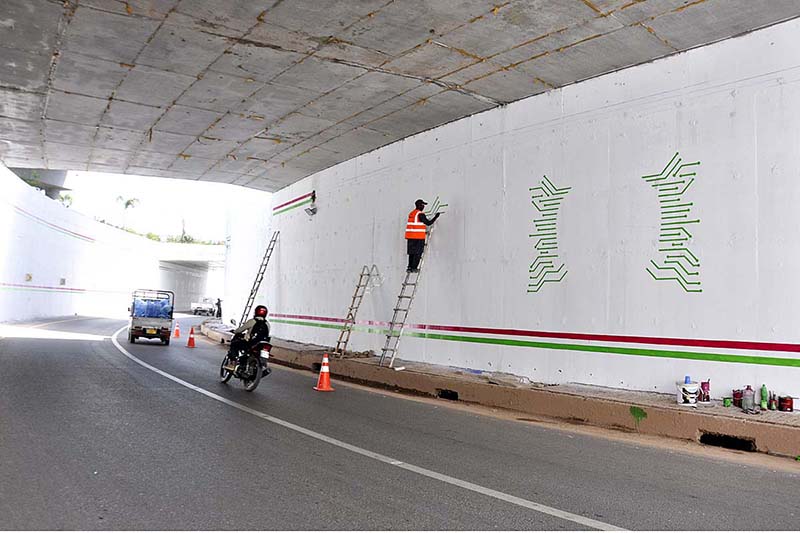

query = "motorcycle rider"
[[227, 305, 271, 369]]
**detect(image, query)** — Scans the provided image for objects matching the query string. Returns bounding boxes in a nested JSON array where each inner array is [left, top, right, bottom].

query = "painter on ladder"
[[406, 199, 441, 272]]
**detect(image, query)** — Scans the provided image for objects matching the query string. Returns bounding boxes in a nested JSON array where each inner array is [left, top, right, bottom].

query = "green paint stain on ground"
[[630, 406, 648, 428]]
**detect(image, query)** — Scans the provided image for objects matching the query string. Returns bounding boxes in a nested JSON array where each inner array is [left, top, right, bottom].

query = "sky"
[[63, 171, 272, 242]]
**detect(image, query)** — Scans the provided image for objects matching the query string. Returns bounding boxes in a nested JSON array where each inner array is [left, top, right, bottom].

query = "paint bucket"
[[676, 381, 699, 405], [698, 379, 711, 403], [778, 396, 794, 412], [732, 389, 743, 408]]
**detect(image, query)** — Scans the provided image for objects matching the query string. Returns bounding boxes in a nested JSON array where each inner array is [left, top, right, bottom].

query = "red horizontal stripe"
[[0, 282, 86, 292], [272, 313, 345, 324], [412, 323, 800, 353], [14, 206, 96, 242], [272, 313, 391, 327], [272, 192, 313, 211], [271, 312, 800, 353]]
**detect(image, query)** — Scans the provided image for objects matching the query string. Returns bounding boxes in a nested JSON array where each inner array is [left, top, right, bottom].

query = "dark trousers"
[[228, 338, 248, 361], [407, 239, 425, 270]]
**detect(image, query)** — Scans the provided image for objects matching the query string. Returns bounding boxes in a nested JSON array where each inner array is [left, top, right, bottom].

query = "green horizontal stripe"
[[273, 198, 313, 216], [273, 318, 800, 368]]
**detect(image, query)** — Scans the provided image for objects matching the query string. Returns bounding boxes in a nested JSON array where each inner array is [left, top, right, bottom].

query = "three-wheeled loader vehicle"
[[128, 289, 174, 345]]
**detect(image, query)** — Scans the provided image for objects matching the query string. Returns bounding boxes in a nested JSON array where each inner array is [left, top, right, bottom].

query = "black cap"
[[415, 199, 427, 208]]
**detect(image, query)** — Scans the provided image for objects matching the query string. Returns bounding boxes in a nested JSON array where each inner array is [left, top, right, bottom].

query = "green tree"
[[58, 193, 73, 208], [116, 196, 139, 228]]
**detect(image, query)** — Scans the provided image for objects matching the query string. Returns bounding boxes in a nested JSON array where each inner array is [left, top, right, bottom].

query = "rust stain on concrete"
[[580, 0, 604, 15], [639, 22, 677, 50]]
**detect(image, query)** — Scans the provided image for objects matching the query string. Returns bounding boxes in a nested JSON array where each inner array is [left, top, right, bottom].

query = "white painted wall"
[[158, 261, 208, 311], [255, 18, 800, 398], [222, 191, 272, 325], [0, 165, 224, 322]]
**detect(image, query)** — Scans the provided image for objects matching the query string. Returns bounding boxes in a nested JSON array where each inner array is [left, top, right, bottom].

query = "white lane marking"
[[110, 326, 625, 531]]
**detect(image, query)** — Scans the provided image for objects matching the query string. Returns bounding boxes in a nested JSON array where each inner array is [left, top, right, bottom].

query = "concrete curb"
[[270, 348, 800, 459], [199, 322, 232, 344], [197, 322, 799, 458]]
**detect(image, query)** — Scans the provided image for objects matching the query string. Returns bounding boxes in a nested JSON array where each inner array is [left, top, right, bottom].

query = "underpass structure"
[[0, 165, 226, 321], [3, 0, 800, 397]]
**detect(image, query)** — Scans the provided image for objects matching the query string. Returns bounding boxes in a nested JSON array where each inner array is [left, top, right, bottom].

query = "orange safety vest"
[[405, 209, 427, 240]]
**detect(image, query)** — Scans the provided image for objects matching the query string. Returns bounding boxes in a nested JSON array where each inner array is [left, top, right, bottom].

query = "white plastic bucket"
[[676, 381, 699, 405]]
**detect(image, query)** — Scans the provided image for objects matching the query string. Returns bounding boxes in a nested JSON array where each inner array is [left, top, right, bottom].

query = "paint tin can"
[[723, 397, 732, 408], [732, 389, 743, 408], [778, 396, 794, 412]]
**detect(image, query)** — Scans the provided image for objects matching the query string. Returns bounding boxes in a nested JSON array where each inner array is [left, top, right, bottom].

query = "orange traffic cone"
[[173, 321, 181, 338], [313, 353, 334, 392], [187, 327, 196, 348]]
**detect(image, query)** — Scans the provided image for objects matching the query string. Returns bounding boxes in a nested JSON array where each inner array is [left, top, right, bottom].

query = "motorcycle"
[[219, 333, 272, 392]]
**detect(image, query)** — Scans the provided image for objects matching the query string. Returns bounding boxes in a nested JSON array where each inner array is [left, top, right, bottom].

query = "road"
[[1, 316, 798, 530]]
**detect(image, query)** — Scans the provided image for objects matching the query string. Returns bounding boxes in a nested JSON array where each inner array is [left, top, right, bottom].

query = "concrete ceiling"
[[1, 0, 799, 192]]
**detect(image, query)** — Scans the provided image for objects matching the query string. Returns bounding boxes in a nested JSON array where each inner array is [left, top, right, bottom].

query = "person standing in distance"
[[406, 199, 440, 272]]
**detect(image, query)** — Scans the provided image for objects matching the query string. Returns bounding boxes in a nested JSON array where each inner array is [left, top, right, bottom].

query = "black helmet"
[[254, 305, 268, 318], [415, 199, 427, 210]]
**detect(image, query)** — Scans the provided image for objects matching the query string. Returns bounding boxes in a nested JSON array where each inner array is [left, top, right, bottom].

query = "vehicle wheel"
[[128, 332, 135, 344], [242, 356, 262, 392], [219, 355, 233, 384], [163, 338, 170, 346]]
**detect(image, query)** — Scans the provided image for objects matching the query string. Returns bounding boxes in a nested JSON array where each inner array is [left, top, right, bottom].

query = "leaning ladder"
[[239, 230, 280, 325], [333, 264, 379, 357], [378, 228, 434, 368]]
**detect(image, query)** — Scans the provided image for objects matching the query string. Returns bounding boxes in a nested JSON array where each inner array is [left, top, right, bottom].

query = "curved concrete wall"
[[0, 166, 218, 322], [259, 19, 800, 397]]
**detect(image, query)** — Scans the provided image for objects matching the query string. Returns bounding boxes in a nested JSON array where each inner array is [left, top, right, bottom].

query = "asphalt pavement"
[[1, 316, 798, 530]]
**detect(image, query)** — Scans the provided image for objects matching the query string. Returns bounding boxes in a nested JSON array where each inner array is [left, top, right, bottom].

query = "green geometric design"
[[528, 175, 571, 293], [642, 152, 702, 293], [424, 196, 448, 216]]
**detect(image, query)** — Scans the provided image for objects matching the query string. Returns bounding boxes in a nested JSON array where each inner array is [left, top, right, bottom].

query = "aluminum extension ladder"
[[239, 230, 280, 325], [332, 264, 379, 357], [378, 227, 435, 368]]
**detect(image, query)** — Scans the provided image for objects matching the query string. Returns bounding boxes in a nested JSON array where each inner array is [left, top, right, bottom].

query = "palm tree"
[[116, 196, 139, 228], [59, 193, 73, 208]]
